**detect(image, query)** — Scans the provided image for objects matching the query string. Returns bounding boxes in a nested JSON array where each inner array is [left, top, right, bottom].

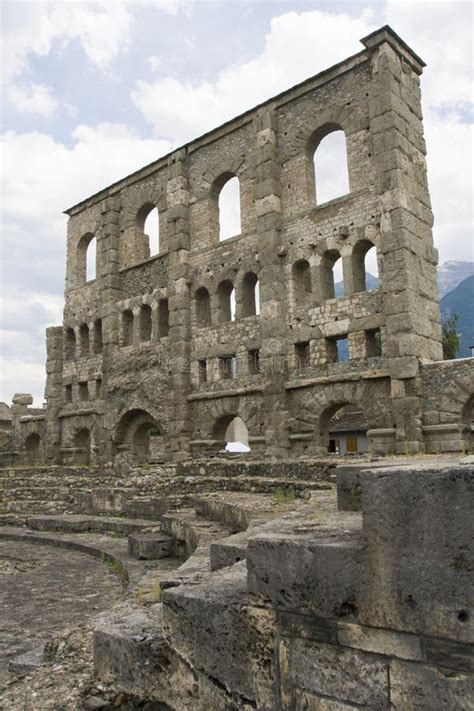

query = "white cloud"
[[0, 123, 173, 403], [131, 8, 377, 143], [7, 82, 59, 117], [1, 2, 132, 86]]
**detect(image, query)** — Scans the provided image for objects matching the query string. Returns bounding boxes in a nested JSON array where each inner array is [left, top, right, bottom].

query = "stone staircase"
[[0, 459, 337, 683]]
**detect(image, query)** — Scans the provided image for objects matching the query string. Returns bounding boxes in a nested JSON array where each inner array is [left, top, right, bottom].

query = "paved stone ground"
[[0, 540, 126, 687]]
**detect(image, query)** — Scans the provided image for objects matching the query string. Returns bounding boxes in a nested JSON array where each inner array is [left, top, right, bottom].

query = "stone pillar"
[[44, 328, 63, 463], [253, 106, 290, 458], [165, 149, 192, 460], [98, 196, 123, 461], [363, 27, 443, 453]]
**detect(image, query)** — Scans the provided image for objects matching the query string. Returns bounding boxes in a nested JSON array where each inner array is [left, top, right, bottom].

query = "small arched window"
[[77, 232, 96, 284], [65, 327, 76, 361], [321, 250, 343, 300], [139, 304, 152, 342], [137, 203, 160, 257], [241, 272, 260, 317], [79, 323, 90, 358], [353, 240, 379, 293], [214, 174, 241, 242], [292, 260, 312, 307], [195, 287, 211, 327], [310, 125, 349, 205], [122, 310, 134, 346], [217, 280, 235, 323]]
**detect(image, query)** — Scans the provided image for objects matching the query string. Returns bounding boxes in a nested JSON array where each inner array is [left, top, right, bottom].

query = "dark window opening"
[[198, 359, 207, 384], [65, 384, 72, 403], [79, 382, 89, 402], [158, 299, 170, 337], [366, 329, 382, 358], [220, 354, 237, 380], [248, 349, 261, 374], [295, 341, 311, 370]]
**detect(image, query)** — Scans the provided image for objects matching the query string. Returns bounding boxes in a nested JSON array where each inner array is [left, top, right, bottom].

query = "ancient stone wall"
[[11, 25, 470, 464]]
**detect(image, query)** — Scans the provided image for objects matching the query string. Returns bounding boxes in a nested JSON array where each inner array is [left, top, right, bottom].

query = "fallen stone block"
[[8, 645, 44, 674]]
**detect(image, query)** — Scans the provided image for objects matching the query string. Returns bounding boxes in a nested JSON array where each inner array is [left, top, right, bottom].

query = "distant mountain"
[[440, 275, 474, 358], [335, 273, 378, 297], [438, 261, 474, 297]]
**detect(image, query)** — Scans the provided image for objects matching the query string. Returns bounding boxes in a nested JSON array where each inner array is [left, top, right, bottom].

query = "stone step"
[[176, 460, 335, 481], [3, 499, 69, 514], [160, 510, 237, 557], [128, 530, 174, 560], [27, 514, 158, 535]]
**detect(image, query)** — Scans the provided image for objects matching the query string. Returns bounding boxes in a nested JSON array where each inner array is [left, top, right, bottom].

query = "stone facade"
[[8, 26, 474, 465]]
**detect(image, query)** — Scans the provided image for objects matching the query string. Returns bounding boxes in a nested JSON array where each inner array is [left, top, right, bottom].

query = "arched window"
[[321, 250, 343, 300], [79, 323, 90, 357], [310, 125, 349, 205], [122, 310, 134, 346], [139, 304, 152, 342], [195, 287, 211, 327], [214, 174, 241, 242], [292, 260, 312, 307], [137, 203, 160, 257], [77, 232, 96, 284], [241, 272, 260, 317], [217, 280, 235, 323], [65, 327, 76, 361], [352, 240, 379, 293], [93, 319, 103, 354]]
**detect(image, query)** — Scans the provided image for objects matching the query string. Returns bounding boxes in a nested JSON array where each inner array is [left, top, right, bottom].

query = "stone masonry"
[[5, 26, 473, 466]]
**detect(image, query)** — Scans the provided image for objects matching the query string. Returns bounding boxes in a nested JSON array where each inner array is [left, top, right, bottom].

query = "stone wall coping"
[[187, 385, 265, 401], [18, 415, 45, 422], [285, 370, 389, 390], [422, 423, 466, 433]]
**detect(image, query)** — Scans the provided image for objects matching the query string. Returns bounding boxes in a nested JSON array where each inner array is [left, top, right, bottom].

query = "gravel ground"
[[0, 540, 126, 690]]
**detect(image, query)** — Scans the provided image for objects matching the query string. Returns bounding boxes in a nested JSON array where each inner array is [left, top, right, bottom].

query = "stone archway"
[[73, 428, 91, 465], [212, 414, 250, 451], [25, 432, 41, 464], [115, 409, 163, 464]]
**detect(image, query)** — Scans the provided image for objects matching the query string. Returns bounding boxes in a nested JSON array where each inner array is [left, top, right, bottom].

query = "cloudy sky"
[[0, 0, 472, 404]]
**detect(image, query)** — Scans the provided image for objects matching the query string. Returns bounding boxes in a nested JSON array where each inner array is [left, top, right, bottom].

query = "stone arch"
[[139, 304, 152, 342], [65, 327, 76, 361], [210, 172, 242, 242], [114, 408, 163, 464], [73, 428, 91, 465], [293, 106, 368, 205], [79, 323, 90, 357], [120, 180, 167, 267], [25, 432, 41, 464], [292, 259, 312, 307], [217, 280, 235, 323], [195, 286, 212, 327], [240, 271, 260, 317], [213, 414, 249, 449], [320, 249, 343, 299], [76, 232, 96, 284], [352, 239, 379, 293]]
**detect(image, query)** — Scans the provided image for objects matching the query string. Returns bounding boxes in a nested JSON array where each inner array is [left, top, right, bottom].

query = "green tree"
[[442, 313, 460, 360]]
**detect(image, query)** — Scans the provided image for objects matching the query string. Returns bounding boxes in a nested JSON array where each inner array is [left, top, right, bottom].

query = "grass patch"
[[273, 487, 296, 504]]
